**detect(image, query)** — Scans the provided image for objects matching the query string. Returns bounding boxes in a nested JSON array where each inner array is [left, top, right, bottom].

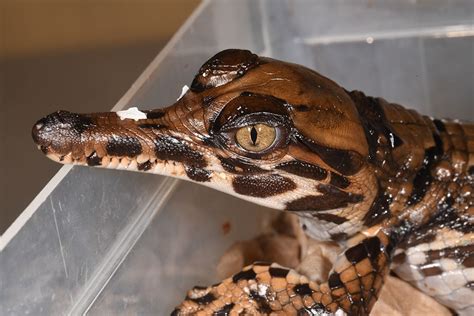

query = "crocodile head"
[[32, 49, 377, 239]]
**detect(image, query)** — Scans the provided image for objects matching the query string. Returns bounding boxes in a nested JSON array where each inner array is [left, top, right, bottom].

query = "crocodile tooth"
[[62, 153, 73, 164], [121, 157, 130, 167], [109, 157, 120, 168], [129, 160, 138, 170], [101, 156, 109, 166], [48, 153, 61, 162]]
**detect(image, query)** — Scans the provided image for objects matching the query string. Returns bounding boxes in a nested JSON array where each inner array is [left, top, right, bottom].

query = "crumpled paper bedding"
[[217, 214, 450, 315]]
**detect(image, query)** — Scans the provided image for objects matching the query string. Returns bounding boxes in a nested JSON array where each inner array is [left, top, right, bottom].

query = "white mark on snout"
[[177, 85, 189, 101], [116, 107, 147, 121]]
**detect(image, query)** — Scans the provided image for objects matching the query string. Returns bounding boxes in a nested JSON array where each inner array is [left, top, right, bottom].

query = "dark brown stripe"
[[364, 237, 382, 262], [363, 186, 391, 227], [144, 110, 165, 119], [400, 230, 437, 250], [297, 308, 310, 316], [276, 160, 327, 181], [433, 119, 446, 132], [330, 172, 350, 189], [137, 161, 153, 171], [106, 135, 142, 157], [406, 133, 443, 205], [297, 305, 326, 316], [420, 266, 443, 277], [345, 242, 367, 263], [185, 166, 211, 182], [214, 303, 235, 316], [296, 133, 363, 175], [232, 269, 256, 282], [187, 292, 216, 305], [249, 290, 272, 314], [294, 284, 314, 296], [401, 197, 471, 250], [171, 308, 180, 316], [71, 114, 94, 134], [312, 213, 348, 224], [286, 184, 363, 212], [463, 253, 474, 268], [469, 166, 474, 175], [350, 91, 403, 161], [392, 252, 407, 264], [287, 195, 347, 212], [218, 156, 266, 174], [153, 135, 206, 168], [385, 235, 396, 258], [330, 232, 349, 242], [293, 104, 311, 112], [269, 267, 289, 278], [328, 272, 344, 289], [233, 174, 296, 198], [425, 245, 474, 268], [86, 152, 101, 166]]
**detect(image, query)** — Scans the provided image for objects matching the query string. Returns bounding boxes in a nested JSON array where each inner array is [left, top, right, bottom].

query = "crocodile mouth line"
[[42, 147, 214, 183]]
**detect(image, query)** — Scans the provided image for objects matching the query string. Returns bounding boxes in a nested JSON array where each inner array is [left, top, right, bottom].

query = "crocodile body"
[[32, 49, 473, 315]]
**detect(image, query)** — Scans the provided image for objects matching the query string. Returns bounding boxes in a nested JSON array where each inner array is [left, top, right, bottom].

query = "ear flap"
[[190, 49, 261, 92]]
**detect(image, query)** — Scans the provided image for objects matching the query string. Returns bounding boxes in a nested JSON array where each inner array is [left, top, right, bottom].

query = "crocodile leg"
[[173, 229, 392, 315]]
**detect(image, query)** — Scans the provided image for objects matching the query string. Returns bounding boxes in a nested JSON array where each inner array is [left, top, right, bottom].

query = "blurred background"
[[0, 0, 200, 234]]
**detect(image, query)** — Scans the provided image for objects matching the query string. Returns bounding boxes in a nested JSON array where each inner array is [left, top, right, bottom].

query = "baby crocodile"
[[32, 49, 473, 315]]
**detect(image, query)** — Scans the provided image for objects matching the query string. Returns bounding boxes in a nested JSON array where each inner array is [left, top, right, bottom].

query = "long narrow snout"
[[31, 108, 177, 170]]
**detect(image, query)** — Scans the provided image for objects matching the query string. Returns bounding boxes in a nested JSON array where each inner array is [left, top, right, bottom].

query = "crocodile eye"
[[235, 123, 276, 152]]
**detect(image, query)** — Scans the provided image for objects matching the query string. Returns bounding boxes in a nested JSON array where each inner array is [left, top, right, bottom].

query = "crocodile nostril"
[[31, 115, 56, 144], [32, 118, 47, 144], [35, 116, 48, 128], [35, 122, 44, 130]]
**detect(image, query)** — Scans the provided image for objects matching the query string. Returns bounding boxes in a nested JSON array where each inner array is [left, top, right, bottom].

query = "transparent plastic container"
[[1, 1, 473, 315]]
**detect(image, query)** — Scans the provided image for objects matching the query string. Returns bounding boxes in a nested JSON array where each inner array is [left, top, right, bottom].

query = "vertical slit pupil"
[[250, 126, 258, 145]]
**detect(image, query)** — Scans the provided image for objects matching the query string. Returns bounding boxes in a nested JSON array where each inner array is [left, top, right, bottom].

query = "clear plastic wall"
[[1, 0, 473, 315]]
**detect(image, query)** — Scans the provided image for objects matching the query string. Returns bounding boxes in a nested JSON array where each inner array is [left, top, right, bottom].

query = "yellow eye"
[[235, 123, 276, 152]]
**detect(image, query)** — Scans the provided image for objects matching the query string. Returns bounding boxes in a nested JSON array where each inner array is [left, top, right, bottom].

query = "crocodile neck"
[[349, 90, 473, 235]]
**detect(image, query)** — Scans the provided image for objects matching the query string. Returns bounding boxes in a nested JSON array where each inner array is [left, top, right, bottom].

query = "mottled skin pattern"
[[32, 49, 473, 315]]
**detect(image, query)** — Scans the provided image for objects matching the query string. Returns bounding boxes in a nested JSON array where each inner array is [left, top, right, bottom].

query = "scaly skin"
[[32, 49, 473, 315]]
